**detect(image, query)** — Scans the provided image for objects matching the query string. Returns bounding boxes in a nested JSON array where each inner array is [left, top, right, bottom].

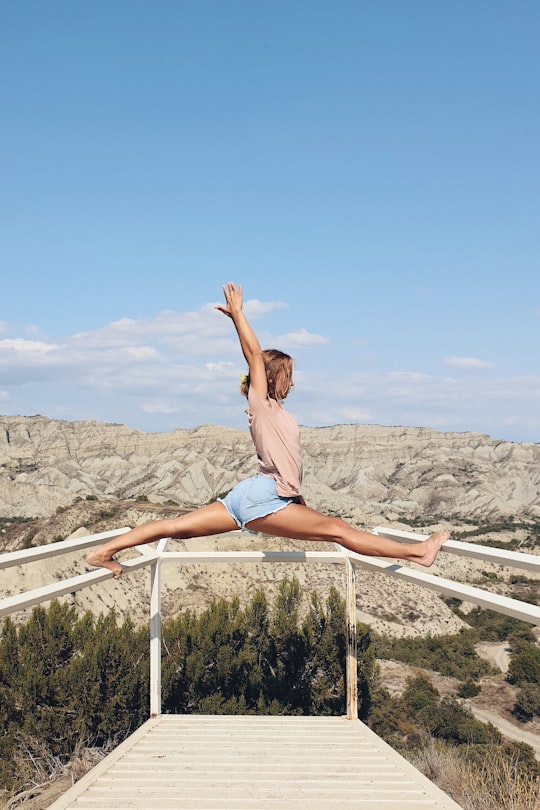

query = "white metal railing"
[[0, 527, 539, 720]]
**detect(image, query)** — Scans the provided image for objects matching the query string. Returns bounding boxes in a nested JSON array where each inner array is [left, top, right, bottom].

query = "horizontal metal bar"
[[348, 551, 540, 626], [159, 550, 347, 564], [135, 545, 540, 626], [0, 553, 155, 618], [373, 527, 540, 573], [0, 527, 132, 570], [1, 524, 537, 626]]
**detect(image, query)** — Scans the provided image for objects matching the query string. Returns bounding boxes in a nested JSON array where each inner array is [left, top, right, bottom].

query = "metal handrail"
[[1, 527, 538, 720]]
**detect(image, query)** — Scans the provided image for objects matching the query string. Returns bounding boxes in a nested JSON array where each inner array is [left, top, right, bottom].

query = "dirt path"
[[469, 706, 540, 759], [377, 658, 540, 760], [475, 641, 511, 673]]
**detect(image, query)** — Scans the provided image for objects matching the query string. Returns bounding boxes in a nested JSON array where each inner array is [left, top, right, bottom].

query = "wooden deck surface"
[[48, 715, 463, 809]]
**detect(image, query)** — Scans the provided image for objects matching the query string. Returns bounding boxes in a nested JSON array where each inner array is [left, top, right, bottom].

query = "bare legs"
[[86, 502, 239, 578], [246, 504, 449, 567], [86, 499, 448, 578]]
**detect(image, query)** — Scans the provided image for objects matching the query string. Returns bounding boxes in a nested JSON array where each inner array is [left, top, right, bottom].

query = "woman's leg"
[[247, 504, 448, 567], [86, 502, 239, 578]]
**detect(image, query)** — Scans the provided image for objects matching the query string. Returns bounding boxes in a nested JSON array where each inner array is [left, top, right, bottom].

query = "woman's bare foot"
[[412, 531, 450, 567], [86, 548, 124, 579]]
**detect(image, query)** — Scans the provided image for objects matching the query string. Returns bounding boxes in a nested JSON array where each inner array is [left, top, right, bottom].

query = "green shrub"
[[373, 629, 495, 680], [507, 645, 540, 687], [514, 682, 540, 720], [0, 580, 374, 795], [458, 679, 481, 698]]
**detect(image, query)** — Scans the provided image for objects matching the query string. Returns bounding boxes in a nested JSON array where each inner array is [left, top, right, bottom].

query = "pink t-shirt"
[[246, 388, 303, 498]]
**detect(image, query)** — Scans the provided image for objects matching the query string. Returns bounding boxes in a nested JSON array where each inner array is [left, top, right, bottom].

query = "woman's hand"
[[215, 282, 243, 320], [215, 282, 267, 399]]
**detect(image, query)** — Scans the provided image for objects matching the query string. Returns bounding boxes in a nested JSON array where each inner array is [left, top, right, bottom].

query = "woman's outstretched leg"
[[247, 504, 449, 567], [86, 502, 239, 578]]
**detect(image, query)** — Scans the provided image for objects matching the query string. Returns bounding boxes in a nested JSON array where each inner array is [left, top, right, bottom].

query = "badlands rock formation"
[[0, 415, 538, 521], [0, 416, 538, 639]]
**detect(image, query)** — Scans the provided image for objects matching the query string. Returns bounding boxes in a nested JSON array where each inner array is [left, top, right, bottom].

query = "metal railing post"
[[149, 539, 170, 717], [345, 558, 358, 719], [149, 557, 161, 717]]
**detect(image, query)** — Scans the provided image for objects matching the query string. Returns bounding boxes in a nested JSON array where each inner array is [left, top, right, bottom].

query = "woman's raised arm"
[[215, 282, 268, 398]]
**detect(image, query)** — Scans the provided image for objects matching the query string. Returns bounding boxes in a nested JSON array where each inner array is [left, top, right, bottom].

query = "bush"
[[450, 605, 535, 643], [0, 605, 149, 795], [161, 579, 374, 719], [369, 675, 500, 749], [514, 682, 540, 721], [458, 679, 481, 698], [371, 679, 540, 808], [0, 580, 375, 797], [507, 646, 540, 687], [373, 629, 494, 680]]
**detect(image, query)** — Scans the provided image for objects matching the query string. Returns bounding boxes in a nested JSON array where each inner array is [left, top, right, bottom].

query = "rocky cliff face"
[[1, 415, 539, 521]]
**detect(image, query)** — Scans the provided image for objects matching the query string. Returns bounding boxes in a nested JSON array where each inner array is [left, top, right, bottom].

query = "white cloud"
[[204, 361, 235, 374], [290, 367, 540, 441], [2, 299, 538, 442], [0, 340, 66, 378], [388, 371, 431, 383], [23, 323, 45, 337], [278, 329, 329, 349], [0, 338, 61, 354], [243, 299, 288, 318], [141, 400, 181, 415], [444, 356, 495, 370], [0, 298, 321, 421], [342, 407, 371, 421], [122, 346, 162, 361]]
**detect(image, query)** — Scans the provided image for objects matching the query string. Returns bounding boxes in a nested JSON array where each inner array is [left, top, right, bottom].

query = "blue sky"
[[1, 1, 539, 443]]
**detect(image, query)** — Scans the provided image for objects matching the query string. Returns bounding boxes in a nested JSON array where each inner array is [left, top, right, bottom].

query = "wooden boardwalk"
[[49, 715, 463, 809]]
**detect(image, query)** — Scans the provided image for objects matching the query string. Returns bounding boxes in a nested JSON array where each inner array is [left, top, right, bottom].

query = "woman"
[[87, 282, 448, 578]]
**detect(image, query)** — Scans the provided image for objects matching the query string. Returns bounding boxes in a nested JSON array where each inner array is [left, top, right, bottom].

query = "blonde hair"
[[240, 349, 293, 401]]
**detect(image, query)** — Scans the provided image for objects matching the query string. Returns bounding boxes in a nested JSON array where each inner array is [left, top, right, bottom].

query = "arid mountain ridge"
[[1, 415, 538, 644], [1, 414, 538, 522]]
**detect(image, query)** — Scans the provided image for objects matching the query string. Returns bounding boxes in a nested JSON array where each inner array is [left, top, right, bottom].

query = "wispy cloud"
[[1, 302, 538, 441], [0, 338, 62, 355], [444, 356, 495, 370], [141, 400, 181, 415], [277, 329, 329, 349], [388, 371, 431, 383], [243, 299, 288, 318], [293, 369, 540, 440], [0, 299, 326, 423], [0, 339, 67, 380], [342, 407, 371, 421]]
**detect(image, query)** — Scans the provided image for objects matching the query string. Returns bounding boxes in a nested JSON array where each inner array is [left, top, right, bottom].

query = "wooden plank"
[[48, 715, 464, 810]]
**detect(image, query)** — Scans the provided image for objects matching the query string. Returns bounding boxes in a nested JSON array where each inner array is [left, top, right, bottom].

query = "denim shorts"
[[218, 474, 300, 529]]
